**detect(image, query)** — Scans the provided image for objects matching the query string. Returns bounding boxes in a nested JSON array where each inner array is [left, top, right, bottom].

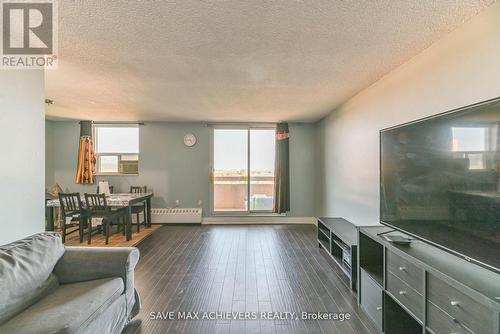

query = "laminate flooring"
[[130, 224, 378, 334]]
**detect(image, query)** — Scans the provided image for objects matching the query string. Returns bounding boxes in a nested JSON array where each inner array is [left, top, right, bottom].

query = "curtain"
[[75, 121, 96, 184], [274, 123, 290, 213]]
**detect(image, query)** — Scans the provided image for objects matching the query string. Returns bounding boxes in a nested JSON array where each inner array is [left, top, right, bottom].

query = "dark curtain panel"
[[274, 123, 290, 213], [75, 121, 96, 184]]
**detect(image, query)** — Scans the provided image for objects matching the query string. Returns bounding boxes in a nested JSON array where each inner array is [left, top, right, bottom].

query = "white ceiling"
[[45, 0, 495, 122]]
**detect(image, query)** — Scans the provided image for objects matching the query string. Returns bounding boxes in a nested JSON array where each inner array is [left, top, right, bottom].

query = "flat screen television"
[[380, 98, 500, 273]]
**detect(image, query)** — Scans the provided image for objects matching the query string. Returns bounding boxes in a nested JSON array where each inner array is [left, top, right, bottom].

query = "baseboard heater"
[[151, 208, 202, 224]]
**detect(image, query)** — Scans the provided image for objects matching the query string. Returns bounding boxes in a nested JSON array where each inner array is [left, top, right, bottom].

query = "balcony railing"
[[214, 174, 274, 211]]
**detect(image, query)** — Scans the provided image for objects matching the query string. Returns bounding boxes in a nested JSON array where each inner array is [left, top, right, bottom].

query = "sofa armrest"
[[54, 246, 139, 285], [53, 247, 140, 317]]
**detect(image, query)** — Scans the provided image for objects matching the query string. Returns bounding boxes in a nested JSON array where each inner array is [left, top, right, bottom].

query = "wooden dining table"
[[46, 192, 153, 241]]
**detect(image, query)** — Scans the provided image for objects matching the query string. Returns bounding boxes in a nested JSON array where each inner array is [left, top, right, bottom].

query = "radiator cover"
[[151, 208, 202, 224]]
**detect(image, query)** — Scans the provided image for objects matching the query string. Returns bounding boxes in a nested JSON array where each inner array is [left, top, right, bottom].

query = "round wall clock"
[[183, 133, 197, 147]]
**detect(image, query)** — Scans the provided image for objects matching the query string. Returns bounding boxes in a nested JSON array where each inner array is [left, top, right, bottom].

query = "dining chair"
[[84, 193, 128, 244], [58, 192, 88, 243], [130, 186, 147, 233]]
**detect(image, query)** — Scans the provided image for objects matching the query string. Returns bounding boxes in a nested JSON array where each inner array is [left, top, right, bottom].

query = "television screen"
[[381, 99, 500, 272]]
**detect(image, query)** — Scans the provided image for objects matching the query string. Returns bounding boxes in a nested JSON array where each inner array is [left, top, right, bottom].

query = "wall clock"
[[183, 133, 197, 147]]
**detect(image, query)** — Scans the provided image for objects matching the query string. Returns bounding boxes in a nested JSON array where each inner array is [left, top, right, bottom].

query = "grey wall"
[[0, 70, 45, 245], [46, 121, 316, 217], [47, 121, 211, 212], [315, 2, 500, 225], [289, 123, 316, 217]]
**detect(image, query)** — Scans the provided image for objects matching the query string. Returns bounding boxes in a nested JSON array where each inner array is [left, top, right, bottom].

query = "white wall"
[[45, 120, 55, 188], [0, 70, 45, 245], [316, 2, 500, 225]]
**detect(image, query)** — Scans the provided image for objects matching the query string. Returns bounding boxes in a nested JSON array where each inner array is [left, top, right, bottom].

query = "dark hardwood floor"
[[131, 224, 378, 334]]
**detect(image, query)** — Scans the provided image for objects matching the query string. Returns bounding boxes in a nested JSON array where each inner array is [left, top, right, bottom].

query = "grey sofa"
[[0, 232, 140, 334]]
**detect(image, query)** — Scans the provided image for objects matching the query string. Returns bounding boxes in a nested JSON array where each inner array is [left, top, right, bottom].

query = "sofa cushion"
[[0, 277, 125, 334], [70, 295, 127, 334], [0, 232, 65, 324]]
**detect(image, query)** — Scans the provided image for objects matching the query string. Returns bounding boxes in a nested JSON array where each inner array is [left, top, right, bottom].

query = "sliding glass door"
[[213, 129, 248, 212], [212, 127, 276, 214], [249, 129, 275, 211]]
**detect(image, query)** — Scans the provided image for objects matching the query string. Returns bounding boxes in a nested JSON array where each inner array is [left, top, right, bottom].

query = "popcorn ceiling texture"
[[45, 0, 495, 122]]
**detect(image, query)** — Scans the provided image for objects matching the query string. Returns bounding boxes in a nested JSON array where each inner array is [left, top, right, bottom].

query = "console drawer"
[[386, 250, 423, 293], [386, 271, 423, 321], [427, 275, 495, 334], [427, 301, 474, 334], [360, 268, 383, 331]]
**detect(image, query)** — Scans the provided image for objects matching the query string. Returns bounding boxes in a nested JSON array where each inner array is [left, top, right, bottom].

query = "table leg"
[[126, 205, 132, 241], [46, 206, 54, 231], [146, 198, 152, 227]]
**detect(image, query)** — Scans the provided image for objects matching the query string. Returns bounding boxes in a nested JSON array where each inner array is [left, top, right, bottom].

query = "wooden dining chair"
[[130, 186, 147, 233], [58, 192, 88, 243], [84, 193, 128, 244]]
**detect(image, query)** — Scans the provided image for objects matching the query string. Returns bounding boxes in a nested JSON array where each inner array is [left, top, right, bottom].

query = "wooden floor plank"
[[132, 225, 375, 334], [143, 228, 204, 333]]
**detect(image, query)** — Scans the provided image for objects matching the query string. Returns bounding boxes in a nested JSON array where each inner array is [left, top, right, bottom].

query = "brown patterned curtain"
[[75, 121, 96, 184], [274, 123, 290, 213]]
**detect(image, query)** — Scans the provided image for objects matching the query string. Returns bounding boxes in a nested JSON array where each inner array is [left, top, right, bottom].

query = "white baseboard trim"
[[202, 216, 316, 225]]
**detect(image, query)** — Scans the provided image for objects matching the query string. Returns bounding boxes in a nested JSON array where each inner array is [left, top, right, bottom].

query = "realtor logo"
[[1, 0, 57, 68]]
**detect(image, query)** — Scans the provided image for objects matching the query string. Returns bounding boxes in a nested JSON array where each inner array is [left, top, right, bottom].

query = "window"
[[452, 127, 486, 152], [211, 127, 276, 213], [452, 126, 491, 170], [94, 126, 139, 175]]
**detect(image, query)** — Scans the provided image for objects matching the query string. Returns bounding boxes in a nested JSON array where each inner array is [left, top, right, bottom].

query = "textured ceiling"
[[45, 0, 495, 122]]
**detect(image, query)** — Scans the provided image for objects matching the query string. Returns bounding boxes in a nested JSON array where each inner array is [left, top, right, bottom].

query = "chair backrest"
[[130, 186, 147, 194], [58, 192, 83, 218], [84, 193, 109, 215]]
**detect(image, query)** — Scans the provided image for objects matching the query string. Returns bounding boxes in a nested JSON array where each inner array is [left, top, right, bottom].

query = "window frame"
[[93, 124, 140, 176], [209, 124, 278, 216]]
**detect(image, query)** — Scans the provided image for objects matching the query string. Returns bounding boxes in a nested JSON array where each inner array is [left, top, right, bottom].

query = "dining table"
[[46, 192, 154, 241]]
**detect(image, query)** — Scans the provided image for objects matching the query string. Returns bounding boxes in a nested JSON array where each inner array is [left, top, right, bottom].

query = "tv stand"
[[317, 217, 363, 290], [358, 226, 500, 334]]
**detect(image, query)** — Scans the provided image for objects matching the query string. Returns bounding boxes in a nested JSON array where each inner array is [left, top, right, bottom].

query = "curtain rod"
[[79, 121, 145, 126], [204, 122, 279, 127]]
